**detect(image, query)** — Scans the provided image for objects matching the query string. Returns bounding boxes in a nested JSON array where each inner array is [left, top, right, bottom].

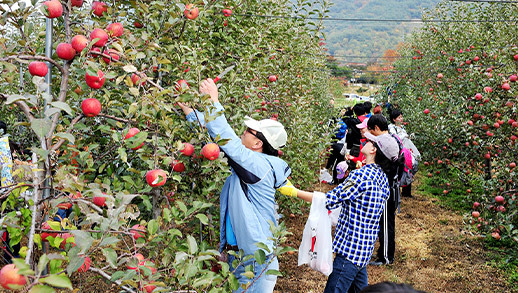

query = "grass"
[[416, 169, 518, 290]]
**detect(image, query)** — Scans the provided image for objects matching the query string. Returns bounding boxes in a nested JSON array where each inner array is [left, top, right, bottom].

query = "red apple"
[[85, 70, 106, 89], [423, 109, 430, 114], [131, 73, 147, 86], [90, 28, 109, 47], [473, 201, 480, 209], [124, 128, 144, 150], [484, 86, 492, 93], [268, 75, 277, 82], [81, 98, 102, 117], [180, 143, 194, 156], [0, 264, 27, 290], [134, 21, 144, 28], [202, 143, 220, 160], [102, 49, 120, 64], [106, 22, 124, 37], [436, 73, 443, 79], [146, 169, 167, 187], [484, 153, 491, 160], [502, 83, 510, 91], [43, 0, 63, 18], [127, 253, 145, 270], [222, 9, 232, 17], [28, 61, 48, 77], [92, 1, 107, 16], [184, 4, 199, 19], [41, 221, 58, 242], [495, 195, 504, 203], [78, 256, 91, 272], [171, 160, 185, 172], [71, 35, 88, 52], [71, 0, 83, 7], [510, 75, 518, 82], [59, 233, 76, 249], [491, 232, 501, 240], [514, 54, 518, 61], [175, 79, 189, 92], [130, 224, 146, 240], [510, 162, 516, 168], [93, 195, 106, 207], [472, 211, 480, 218], [143, 283, 156, 293], [56, 43, 76, 60]]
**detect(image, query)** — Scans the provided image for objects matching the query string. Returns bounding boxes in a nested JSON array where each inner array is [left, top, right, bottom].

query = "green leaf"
[[102, 248, 118, 268], [254, 249, 266, 265], [6, 94, 26, 104], [195, 213, 209, 225], [187, 235, 198, 254], [265, 269, 283, 276], [54, 132, 75, 144], [40, 274, 72, 289], [241, 271, 255, 279], [148, 219, 158, 235], [37, 254, 50, 276], [99, 236, 120, 246], [50, 101, 73, 116], [70, 230, 93, 254], [31, 118, 52, 138], [29, 285, 56, 293]]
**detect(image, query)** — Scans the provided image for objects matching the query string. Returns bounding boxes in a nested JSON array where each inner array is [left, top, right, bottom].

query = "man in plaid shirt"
[[323, 132, 399, 293]]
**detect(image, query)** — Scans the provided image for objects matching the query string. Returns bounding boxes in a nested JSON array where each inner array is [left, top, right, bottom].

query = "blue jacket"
[[187, 103, 291, 256]]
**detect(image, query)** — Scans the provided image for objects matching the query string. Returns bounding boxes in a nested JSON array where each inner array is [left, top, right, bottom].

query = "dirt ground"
[[275, 178, 513, 293]]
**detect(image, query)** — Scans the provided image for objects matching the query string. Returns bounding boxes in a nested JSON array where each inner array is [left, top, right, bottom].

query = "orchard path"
[[275, 175, 513, 293]]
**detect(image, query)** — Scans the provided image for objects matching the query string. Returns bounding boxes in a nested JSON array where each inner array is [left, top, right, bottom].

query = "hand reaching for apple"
[[177, 102, 193, 116], [199, 78, 219, 103]]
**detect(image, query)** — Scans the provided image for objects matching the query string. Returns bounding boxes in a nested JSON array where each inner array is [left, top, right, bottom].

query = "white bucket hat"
[[244, 116, 287, 150]]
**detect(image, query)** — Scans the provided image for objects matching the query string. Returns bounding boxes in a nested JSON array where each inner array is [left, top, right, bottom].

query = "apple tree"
[[381, 1, 517, 243], [0, 0, 333, 291]]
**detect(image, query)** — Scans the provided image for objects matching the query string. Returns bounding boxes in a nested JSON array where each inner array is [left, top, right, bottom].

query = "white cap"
[[364, 132, 400, 161], [244, 116, 287, 150]]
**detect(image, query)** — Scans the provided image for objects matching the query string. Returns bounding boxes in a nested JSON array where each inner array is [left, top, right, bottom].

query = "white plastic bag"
[[298, 192, 333, 276], [319, 169, 332, 183]]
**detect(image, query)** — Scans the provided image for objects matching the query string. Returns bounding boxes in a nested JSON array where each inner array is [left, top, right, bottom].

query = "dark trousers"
[[376, 190, 396, 264], [326, 142, 344, 183], [402, 184, 412, 197]]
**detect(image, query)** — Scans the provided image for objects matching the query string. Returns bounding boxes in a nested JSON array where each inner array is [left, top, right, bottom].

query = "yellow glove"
[[277, 180, 299, 197], [356, 161, 363, 169]]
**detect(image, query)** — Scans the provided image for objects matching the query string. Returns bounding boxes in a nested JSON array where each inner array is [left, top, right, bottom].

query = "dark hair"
[[390, 109, 403, 123], [255, 131, 279, 156], [367, 114, 388, 131], [353, 103, 364, 116], [373, 142, 392, 174], [0, 120, 6, 135], [363, 101, 373, 113], [360, 281, 425, 293]]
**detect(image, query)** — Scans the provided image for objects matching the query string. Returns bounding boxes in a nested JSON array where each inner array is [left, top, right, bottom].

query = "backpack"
[[390, 134, 418, 187]]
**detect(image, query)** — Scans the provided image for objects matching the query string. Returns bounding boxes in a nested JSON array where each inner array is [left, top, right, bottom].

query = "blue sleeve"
[[187, 102, 276, 180]]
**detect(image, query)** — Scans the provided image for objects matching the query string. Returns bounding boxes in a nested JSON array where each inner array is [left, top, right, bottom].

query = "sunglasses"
[[246, 128, 260, 139]]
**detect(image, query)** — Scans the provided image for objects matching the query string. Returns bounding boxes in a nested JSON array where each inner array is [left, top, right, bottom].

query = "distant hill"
[[323, 0, 440, 64]]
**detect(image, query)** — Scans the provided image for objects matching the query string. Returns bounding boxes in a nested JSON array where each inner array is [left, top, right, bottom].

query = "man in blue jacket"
[[179, 78, 291, 292]]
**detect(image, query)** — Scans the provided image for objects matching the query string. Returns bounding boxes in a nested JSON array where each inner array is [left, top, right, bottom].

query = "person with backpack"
[[178, 78, 291, 292], [366, 114, 405, 266], [389, 109, 412, 198]]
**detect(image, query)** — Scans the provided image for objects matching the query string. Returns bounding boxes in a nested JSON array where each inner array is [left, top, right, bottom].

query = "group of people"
[[2, 77, 417, 292], [179, 79, 419, 292]]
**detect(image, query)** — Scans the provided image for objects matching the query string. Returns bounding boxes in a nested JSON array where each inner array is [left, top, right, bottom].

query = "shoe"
[[368, 260, 393, 266]]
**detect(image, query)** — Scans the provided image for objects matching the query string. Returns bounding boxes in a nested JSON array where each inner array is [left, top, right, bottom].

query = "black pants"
[[376, 189, 396, 264], [326, 142, 345, 183], [401, 184, 412, 197]]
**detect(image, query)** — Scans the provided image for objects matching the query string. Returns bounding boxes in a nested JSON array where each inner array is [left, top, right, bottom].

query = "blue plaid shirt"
[[326, 163, 389, 267]]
